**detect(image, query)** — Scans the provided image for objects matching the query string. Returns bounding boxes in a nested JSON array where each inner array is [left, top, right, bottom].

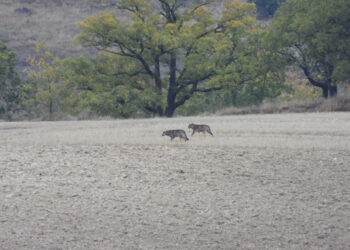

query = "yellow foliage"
[[279, 72, 321, 102], [165, 23, 177, 34], [99, 12, 118, 26], [222, 0, 256, 21], [193, 6, 209, 16], [78, 12, 117, 30], [25, 42, 56, 83]]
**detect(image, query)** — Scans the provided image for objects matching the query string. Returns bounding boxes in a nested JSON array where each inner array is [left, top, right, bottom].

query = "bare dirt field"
[[1, 113, 350, 249]]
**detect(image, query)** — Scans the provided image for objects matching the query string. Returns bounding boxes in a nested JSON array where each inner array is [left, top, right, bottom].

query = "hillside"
[[0, 0, 128, 71], [0, 0, 224, 73]]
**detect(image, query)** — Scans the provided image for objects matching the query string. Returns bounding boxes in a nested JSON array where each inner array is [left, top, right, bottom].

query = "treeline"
[[0, 0, 349, 120]]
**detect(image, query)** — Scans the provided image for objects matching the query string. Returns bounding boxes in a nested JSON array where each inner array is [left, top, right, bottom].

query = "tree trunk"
[[321, 85, 337, 98], [329, 85, 337, 97], [156, 107, 163, 116], [164, 104, 176, 117], [49, 99, 53, 121], [301, 66, 337, 98], [154, 56, 164, 116], [165, 53, 177, 117]]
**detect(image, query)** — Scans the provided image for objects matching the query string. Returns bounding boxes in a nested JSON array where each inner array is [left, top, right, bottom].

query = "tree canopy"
[[75, 0, 281, 117], [265, 0, 350, 98]]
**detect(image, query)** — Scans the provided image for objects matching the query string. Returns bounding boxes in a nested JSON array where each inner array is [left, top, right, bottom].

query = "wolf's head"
[[188, 123, 194, 129], [162, 131, 168, 136]]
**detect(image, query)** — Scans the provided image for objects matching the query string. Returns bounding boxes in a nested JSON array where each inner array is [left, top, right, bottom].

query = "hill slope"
[[0, 0, 224, 72], [0, 0, 127, 71]]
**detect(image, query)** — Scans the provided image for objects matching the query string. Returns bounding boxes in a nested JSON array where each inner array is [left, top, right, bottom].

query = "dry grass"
[[1, 113, 350, 249], [218, 95, 350, 116]]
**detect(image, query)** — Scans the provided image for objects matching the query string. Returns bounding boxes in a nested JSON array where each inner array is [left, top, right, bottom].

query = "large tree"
[[265, 0, 350, 98], [75, 0, 259, 117]]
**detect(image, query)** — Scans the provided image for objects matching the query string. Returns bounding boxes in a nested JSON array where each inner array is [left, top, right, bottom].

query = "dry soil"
[[1, 113, 350, 249]]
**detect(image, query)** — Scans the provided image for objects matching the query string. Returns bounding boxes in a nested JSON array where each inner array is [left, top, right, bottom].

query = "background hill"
[[0, 0, 225, 73], [0, 0, 128, 72]]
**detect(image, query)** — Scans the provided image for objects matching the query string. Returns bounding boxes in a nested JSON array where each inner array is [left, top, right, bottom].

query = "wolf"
[[188, 123, 213, 136], [162, 129, 189, 141]]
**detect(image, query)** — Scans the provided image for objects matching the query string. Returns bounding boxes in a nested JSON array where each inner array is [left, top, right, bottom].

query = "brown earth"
[[1, 113, 350, 249]]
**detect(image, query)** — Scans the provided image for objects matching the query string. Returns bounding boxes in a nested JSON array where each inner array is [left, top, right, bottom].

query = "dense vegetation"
[[0, 0, 349, 120], [0, 41, 21, 119], [265, 0, 350, 98]]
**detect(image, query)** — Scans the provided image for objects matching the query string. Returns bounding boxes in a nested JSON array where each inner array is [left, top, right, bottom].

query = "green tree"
[[265, 0, 350, 98], [0, 40, 21, 119], [55, 55, 142, 118], [75, 0, 261, 117]]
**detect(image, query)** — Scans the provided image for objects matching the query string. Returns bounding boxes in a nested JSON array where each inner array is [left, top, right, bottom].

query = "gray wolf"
[[188, 123, 213, 136], [162, 130, 189, 141]]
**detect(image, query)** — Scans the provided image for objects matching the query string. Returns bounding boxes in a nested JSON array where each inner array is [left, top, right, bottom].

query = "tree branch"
[[189, 2, 211, 16], [194, 86, 223, 92], [177, 71, 215, 93], [174, 83, 197, 108], [300, 65, 325, 88], [159, 0, 176, 22], [112, 70, 148, 78]]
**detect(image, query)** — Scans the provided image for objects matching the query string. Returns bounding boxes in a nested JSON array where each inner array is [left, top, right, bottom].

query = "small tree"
[[23, 42, 62, 120], [76, 0, 260, 117], [0, 40, 21, 119]]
